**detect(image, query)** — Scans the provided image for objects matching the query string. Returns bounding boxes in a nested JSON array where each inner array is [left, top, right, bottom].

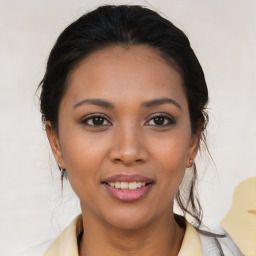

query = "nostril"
[[109, 142, 149, 164]]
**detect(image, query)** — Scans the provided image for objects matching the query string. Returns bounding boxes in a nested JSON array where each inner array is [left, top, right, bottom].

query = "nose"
[[109, 124, 149, 166]]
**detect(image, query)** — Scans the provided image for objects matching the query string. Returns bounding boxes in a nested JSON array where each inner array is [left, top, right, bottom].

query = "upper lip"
[[102, 174, 154, 183]]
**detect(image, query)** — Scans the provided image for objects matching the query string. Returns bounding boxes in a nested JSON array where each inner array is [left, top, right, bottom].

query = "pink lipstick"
[[101, 174, 154, 202]]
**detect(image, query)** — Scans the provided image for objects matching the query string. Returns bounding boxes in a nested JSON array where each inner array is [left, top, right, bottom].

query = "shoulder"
[[178, 214, 243, 256], [197, 229, 244, 256], [43, 214, 82, 256]]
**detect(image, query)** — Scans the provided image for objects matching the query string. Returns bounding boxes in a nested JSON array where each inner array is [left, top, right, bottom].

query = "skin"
[[46, 45, 200, 256]]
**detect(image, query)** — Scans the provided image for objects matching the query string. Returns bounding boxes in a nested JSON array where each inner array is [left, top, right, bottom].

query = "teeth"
[[108, 181, 146, 190], [115, 181, 121, 188], [121, 182, 128, 189], [129, 182, 137, 190]]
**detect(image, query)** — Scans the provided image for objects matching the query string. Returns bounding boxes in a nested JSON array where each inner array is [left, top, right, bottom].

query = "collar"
[[44, 214, 203, 256], [178, 219, 203, 256]]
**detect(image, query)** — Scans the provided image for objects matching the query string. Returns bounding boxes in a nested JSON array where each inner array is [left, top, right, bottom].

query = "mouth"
[[101, 174, 154, 202], [102, 181, 152, 190]]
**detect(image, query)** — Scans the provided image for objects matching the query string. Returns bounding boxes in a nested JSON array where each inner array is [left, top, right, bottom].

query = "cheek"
[[58, 128, 110, 191], [157, 139, 188, 170], [156, 144, 186, 186], [152, 127, 191, 168], [149, 129, 191, 193]]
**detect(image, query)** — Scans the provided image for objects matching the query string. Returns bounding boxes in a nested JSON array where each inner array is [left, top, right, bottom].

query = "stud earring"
[[187, 158, 193, 168]]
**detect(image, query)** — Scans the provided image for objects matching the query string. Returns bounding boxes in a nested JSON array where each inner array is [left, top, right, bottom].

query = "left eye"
[[146, 115, 175, 126], [82, 116, 111, 126]]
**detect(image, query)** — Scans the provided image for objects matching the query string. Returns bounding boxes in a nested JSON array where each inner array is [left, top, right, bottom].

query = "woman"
[[39, 5, 242, 256]]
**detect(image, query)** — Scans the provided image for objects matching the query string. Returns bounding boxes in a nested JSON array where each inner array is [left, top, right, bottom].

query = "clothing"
[[197, 230, 243, 256], [44, 214, 242, 256]]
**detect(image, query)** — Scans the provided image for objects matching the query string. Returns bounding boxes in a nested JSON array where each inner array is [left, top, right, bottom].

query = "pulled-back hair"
[[39, 5, 208, 227]]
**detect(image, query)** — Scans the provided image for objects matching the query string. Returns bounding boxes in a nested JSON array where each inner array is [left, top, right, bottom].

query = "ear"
[[45, 121, 65, 168], [186, 127, 202, 168]]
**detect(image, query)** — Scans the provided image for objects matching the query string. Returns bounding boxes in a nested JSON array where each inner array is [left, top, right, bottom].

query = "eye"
[[145, 114, 176, 126], [81, 114, 111, 127]]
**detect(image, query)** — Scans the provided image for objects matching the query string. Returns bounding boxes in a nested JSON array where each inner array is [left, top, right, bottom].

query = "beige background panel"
[[222, 177, 256, 256]]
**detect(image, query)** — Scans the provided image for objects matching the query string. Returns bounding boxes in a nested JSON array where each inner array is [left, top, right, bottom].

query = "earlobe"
[[186, 119, 204, 167], [187, 158, 193, 168], [186, 133, 200, 168], [45, 121, 64, 167]]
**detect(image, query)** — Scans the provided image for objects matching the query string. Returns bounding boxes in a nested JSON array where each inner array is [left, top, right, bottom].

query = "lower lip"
[[102, 183, 153, 202]]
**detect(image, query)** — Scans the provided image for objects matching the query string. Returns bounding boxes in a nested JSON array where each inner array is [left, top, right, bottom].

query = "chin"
[[100, 205, 159, 231]]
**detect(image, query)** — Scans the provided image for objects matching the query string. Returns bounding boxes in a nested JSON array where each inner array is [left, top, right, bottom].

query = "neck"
[[78, 211, 185, 256]]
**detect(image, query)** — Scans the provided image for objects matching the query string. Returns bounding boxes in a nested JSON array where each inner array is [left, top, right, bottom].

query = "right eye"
[[81, 114, 111, 127]]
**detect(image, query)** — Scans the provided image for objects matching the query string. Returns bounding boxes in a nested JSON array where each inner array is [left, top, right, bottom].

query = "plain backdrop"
[[0, 0, 255, 255]]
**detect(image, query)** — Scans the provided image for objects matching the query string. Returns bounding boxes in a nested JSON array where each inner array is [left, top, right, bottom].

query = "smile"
[[102, 174, 154, 202], [107, 181, 147, 190]]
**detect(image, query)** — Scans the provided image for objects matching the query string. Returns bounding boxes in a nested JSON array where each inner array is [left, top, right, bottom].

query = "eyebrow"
[[73, 97, 182, 111], [141, 98, 182, 111], [73, 99, 115, 109]]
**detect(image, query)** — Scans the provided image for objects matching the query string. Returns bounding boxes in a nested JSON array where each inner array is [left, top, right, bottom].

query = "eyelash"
[[80, 113, 176, 127], [81, 113, 112, 127], [145, 113, 176, 127]]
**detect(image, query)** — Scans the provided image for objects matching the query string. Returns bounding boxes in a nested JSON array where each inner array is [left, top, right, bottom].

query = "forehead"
[[63, 45, 187, 108]]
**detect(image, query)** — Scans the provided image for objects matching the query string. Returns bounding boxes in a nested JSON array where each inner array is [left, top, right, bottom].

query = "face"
[[47, 45, 199, 230]]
